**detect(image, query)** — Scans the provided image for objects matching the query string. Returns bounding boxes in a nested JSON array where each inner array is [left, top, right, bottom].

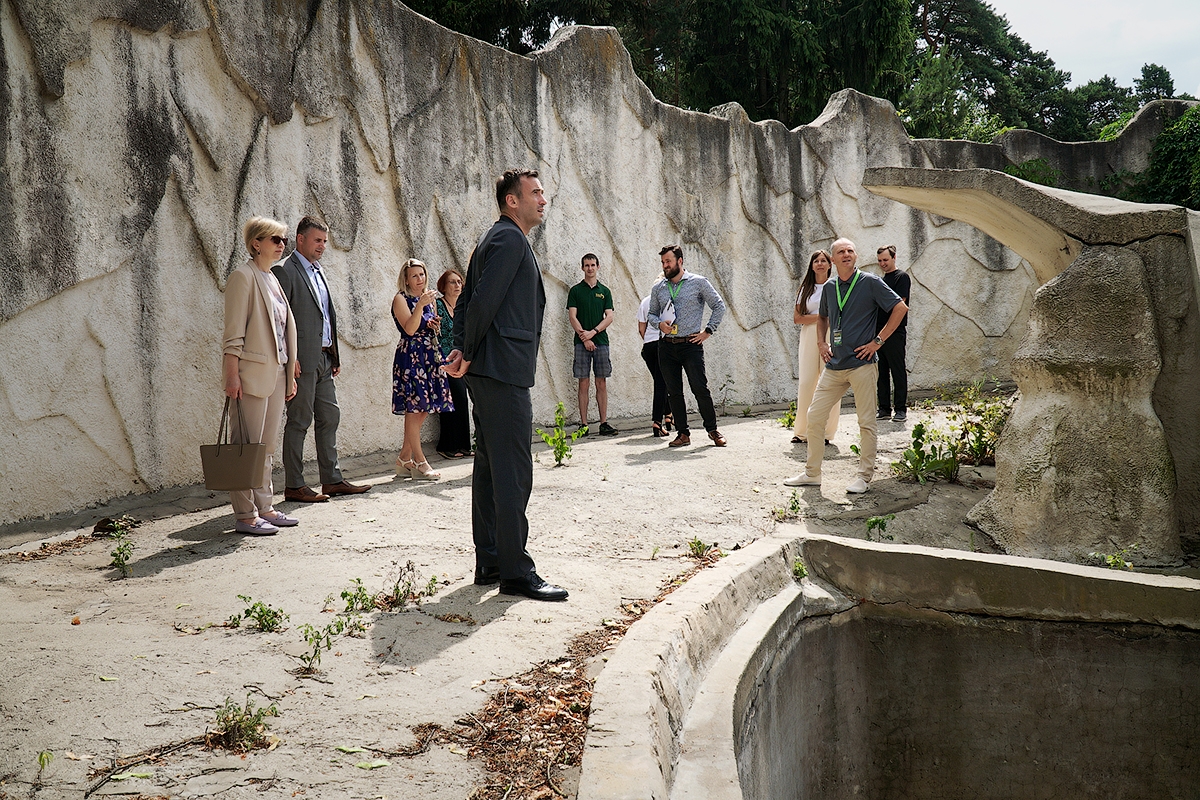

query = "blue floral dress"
[[392, 294, 454, 414]]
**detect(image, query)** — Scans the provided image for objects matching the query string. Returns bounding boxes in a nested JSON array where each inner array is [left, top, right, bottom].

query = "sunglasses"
[[259, 235, 288, 246]]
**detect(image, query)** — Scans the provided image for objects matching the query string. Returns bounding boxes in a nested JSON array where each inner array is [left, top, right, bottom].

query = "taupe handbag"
[[200, 398, 267, 490]]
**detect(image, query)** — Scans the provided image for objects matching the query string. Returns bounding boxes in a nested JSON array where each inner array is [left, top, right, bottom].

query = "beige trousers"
[[229, 368, 286, 520], [805, 362, 879, 481]]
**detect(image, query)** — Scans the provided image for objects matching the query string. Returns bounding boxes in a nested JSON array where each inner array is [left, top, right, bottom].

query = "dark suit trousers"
[[465, 374, 536, 580], [876, 328, 908, 414], [658, 340, 718, 434], [283, 350, 342, 488]]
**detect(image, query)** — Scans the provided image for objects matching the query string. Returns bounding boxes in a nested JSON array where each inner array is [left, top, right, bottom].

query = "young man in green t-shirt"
[[567, 253, 617, 436]]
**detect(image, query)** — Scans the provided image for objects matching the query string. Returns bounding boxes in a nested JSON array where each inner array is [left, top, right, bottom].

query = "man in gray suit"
[[273, 216, 369, 503], [445, 169, 567, 601]]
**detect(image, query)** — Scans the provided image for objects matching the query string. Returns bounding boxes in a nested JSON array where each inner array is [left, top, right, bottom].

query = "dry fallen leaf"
[[71, 616, 81, 625]]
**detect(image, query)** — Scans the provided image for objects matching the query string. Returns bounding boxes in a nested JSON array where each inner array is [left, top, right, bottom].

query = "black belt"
[[663, 336, 696, 344]]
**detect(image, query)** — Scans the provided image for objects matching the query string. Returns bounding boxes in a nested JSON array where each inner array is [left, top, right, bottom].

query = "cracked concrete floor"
[[0, 407, 991, 799]]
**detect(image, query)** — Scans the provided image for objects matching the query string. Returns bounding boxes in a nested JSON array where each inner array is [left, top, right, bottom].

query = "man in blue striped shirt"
[[647, 244, 728, 447]]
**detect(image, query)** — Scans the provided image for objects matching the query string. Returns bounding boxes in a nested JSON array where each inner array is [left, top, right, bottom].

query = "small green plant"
[[206, 695, 278, 752], [792, 558, 808, 580], [109, 534, 134, 577], [35, 749, 53, 785], [376, 560, 439, 611], [780, 401, 797, 429], [536, 401, 587, 465], [892, 422, 960, 484], [687, 536, 713, 559], [650, 546, 661, 560], [849, 443, 860, 456], [866, 514, 896, 541], [741, 405, 754, 418], [228, 595, 289, 632], [772, 489, 803, 521], [1088, 544, 1138, 571], [296, 617, 345, 673], [716, 374, 737, 415], [341, 578, 373, 613], [940, 379, 1012, 466]]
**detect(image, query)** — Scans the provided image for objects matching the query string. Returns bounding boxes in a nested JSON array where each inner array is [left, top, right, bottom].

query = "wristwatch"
[[874, 336, 884, 346]]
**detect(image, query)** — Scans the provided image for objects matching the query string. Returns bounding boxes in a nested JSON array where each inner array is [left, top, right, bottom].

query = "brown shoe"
[[323, 480, 371, 496], [708, 430, 727, 447], [285, 486, 329, 503], [668, 433, 691, 447]]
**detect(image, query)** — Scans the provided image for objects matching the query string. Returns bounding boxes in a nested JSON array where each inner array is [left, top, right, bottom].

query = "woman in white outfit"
[[792, 249, 840, 444]]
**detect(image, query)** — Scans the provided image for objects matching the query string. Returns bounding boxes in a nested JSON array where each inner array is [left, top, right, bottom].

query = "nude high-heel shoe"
[[411, 460, 441, 481], [396, 456, 416, 479]]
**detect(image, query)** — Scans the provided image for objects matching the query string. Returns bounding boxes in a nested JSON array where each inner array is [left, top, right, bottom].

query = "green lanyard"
[[834, 271, 860, 328], [667, 277, 684, 302]]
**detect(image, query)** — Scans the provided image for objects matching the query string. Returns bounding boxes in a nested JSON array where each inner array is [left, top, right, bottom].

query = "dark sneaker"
[[876, 409, 892, 420], [893, 410, 908, 422], [598, 422, 618, 436]]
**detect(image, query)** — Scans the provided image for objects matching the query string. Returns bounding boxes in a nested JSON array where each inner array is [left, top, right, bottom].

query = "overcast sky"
[[987, 0, 1200, 96]]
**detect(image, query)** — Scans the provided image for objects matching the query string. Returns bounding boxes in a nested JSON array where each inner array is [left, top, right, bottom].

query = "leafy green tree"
[[1125, 104, 1200, 210], [901, 51, 971, 138], [1135, 63, 1175, 104]]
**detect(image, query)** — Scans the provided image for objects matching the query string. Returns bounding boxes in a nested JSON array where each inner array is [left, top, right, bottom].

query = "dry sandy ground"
[[0, 406, 992, 799]]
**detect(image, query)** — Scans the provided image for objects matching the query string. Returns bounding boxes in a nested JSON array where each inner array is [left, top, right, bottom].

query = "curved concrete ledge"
[[862, 166, 1188, 284], [579, 533, 1200, 799]]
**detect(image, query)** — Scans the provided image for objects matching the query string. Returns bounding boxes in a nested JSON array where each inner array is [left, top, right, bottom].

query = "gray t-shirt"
[[818, 271, 901, 370]]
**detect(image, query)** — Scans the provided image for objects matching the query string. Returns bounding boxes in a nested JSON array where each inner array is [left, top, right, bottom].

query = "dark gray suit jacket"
[[273, 253, 340, 370], [454, 216, 546, 389]]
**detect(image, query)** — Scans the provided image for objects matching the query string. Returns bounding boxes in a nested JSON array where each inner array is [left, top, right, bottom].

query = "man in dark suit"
[[445, 169, 568, 601], [272, 216, 369, 503]]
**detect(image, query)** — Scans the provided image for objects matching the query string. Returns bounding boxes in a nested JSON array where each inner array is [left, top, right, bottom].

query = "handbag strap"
[[217, 397, 252, 453]]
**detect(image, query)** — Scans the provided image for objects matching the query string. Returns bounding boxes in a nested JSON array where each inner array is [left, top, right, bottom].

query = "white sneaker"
[[784, 474, 821, 486], [846, 478, 870, 494]]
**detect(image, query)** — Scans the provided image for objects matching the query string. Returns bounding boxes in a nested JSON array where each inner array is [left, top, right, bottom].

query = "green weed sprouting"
[[206, 695, 278, 752], [536, 402, 587, 465], [228, 595, 288, 632]]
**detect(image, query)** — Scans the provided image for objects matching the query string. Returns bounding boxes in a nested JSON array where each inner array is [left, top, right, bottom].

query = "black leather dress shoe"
[[474, 565, 500, 585], [499, 573, 569, 601]]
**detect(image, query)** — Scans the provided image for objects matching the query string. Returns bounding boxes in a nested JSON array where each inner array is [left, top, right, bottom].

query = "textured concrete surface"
[[865, 167, 1200, 564], [580, 532, 1200, 799], [1, 0, 1186, 526]]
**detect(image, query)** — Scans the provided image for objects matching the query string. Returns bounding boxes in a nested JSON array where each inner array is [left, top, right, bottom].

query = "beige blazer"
[[223, 261, 298, 398]]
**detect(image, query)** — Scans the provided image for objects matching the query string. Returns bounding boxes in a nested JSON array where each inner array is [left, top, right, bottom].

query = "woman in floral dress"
[[392, 258, 454, 480]]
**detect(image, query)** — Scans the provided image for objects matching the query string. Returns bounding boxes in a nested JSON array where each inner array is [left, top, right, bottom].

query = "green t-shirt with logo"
[[567, 280, 614, 345]]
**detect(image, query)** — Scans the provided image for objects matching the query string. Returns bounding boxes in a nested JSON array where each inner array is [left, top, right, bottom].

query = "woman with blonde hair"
[[222, 216, 299, 534], [792, 249, 840, 444], [392, 258, 454, 480]]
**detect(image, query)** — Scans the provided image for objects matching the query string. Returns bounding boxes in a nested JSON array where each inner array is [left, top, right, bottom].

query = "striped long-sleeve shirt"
[[647, 272, 726, 337]]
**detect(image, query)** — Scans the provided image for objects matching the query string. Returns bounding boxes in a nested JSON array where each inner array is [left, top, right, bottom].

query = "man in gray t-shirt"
[[785, 238, 908, 494]]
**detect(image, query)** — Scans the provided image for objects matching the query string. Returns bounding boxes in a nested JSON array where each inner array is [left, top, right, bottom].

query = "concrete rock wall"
[[0, 0, 1176, 525]]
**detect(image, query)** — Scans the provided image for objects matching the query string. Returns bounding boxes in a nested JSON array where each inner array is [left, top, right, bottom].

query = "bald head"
[[831, 237, 858, 278]]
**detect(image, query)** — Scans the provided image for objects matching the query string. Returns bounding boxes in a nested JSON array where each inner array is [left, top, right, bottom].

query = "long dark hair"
[[798, 250, 832, 311]]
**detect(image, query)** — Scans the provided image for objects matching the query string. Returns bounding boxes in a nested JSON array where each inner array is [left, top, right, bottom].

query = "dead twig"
[[84, 735, 204, 798]]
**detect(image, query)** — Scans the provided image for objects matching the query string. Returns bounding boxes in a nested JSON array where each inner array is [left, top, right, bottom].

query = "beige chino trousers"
[[805, 362, 879, 482]]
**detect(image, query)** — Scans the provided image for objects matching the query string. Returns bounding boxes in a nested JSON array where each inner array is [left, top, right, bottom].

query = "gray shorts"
[[573, 342, 612, 379]]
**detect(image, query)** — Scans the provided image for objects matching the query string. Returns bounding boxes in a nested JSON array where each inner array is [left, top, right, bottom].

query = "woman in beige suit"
[[222, 216, 299, 534]]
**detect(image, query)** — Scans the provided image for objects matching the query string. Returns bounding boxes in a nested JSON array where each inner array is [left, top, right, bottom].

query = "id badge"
[[670, 323, 679, 335], [832, 328, 842, 346]]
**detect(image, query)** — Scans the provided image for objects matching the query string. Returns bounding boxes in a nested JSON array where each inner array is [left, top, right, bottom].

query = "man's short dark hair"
[[496, 169, 539, 211], [877, 244, 896, 258], [659, 244, 683, 260], [297, 215, 328, 236], [581, 253, 599, 267]]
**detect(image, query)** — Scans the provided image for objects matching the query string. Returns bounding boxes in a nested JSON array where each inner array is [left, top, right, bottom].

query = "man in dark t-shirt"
[[875, 245, 911, 422], [567, 253, 616, 436], [784, 238, 908, 494]]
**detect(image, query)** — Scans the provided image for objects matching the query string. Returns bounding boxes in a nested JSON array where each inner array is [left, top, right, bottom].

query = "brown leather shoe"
[[668, 432, 691, 447], [285, 486, 329, 503], [708, 430, 727, 447], [322, 480, 370, 496]]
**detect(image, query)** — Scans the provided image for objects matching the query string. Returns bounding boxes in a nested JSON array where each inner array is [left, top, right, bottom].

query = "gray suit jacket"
[[454, 216, 546, 389], [273, 253, 340, 370]]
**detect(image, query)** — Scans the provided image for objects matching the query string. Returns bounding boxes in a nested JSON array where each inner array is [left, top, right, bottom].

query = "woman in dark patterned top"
[[434, 268, 472, 458]]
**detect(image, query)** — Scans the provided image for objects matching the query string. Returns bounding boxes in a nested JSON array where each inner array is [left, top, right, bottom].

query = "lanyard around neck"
[[834, 271, 860, 312], [668, 276, 684, 301]]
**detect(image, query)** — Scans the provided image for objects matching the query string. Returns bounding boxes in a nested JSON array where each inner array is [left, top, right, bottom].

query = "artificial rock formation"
[[865, 167, 1200, 564], [0, 0, 1187, 525]]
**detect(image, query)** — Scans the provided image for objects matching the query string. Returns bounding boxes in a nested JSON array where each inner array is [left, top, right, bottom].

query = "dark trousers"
[[640, 340, 670, 424], [876, 329, 908, 413], [437, 375, 471, 453], [282, 350, 342, 488], [658, 340, 718, 434], [465, 374, 536, 580]]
